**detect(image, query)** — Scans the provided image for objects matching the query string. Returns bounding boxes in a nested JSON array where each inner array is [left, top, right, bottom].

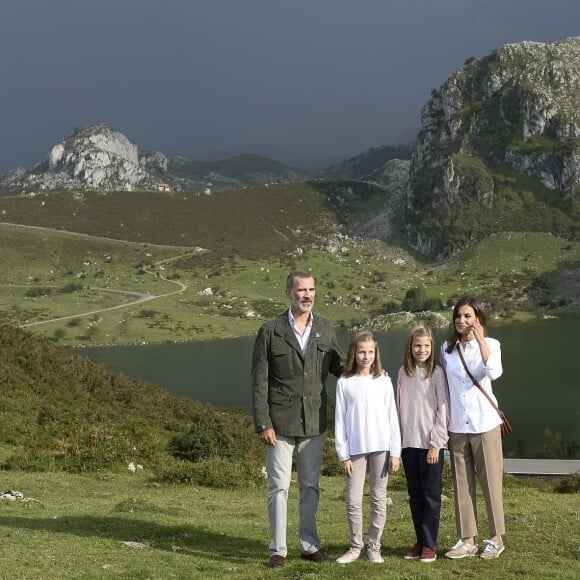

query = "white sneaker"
[[480, 539, 505, 559], [336, 547, 362, 564], [366, 543, 384, 564], [445, 539, 478, 559]]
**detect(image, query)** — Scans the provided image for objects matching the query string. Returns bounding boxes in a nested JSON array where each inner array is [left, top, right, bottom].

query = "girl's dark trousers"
[[401, 447, 444, 548]]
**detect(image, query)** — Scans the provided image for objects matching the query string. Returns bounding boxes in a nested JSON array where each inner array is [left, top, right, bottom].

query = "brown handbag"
[[456, 343, 512, 437]]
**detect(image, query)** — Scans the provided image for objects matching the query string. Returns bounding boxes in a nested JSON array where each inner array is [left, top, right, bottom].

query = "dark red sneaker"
[[420, 546, 437, 563], [404, 543, 422, 560]]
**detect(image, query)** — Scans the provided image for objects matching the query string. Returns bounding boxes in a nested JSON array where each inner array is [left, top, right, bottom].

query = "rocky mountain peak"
[[4, 124, 168, 193], [406, 36, 579, 259]]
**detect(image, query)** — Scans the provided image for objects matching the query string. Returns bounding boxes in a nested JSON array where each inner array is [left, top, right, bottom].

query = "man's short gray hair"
[[286, 269, 315, 290]]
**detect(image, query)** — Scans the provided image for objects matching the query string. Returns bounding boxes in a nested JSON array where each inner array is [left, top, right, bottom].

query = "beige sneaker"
[[480, 539, 505, 559], [366, 543, 384, 564], [445, 539, 478, 559], [336, 547, 362, 564]]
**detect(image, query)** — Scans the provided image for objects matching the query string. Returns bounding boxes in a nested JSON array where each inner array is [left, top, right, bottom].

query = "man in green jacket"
[[252, 269, 345, 569]]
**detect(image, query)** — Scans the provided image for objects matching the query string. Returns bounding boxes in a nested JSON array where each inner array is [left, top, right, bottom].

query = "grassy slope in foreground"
[[0, 470, 577, 579]]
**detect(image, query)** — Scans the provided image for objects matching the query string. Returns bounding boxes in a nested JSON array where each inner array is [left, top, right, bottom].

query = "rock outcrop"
[[6, 124, 168, 192], [0, 125, 305, 194], [406, 36, 580, 259]]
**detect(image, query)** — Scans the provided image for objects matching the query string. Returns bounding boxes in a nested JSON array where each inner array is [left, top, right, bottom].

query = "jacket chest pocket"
[[271, 343, 294, 379]]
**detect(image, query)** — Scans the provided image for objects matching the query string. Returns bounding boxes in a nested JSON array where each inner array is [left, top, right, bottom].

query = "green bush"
[[554, 473, 580, 494], [167, 407, 263, 477], [157, 458, 198, 484], [168, 410, 256, 463], [1, 447, 57, 472], [25, 287, 53, 297], [192, 457, 267, 489], [157, 456, 266, 489], [321, 461, 342, 477]]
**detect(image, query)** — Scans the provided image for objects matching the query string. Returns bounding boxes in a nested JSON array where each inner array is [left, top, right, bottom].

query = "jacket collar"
[[274, 310, 321, 355]]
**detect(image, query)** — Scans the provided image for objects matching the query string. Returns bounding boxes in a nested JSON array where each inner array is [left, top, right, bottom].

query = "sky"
[[1, 0, 579, 172]]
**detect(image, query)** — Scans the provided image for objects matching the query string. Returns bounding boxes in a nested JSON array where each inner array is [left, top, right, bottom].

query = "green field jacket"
[[251, 311, 345, 437]]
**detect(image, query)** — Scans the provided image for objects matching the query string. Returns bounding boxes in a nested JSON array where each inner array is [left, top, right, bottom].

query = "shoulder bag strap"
[[455, 342, 502, 417]]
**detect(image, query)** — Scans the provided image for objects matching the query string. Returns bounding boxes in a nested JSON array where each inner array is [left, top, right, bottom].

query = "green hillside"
[[0, 323, 578, 578], [0, 324, 261, 474], [169, 153, 299, 181], [0, 184, 577, 346], [0, 181, 580, 345], [0, 185, 334, 258]]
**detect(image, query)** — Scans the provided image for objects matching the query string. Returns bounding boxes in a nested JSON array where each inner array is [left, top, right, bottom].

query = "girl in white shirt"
[[440, 297, 505, 561], [397, 325, 449, 564], [334, 330, 401, 565]]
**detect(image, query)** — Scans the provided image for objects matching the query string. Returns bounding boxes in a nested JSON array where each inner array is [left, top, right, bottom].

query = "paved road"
[[17, 251, 193, 328], [504, 459, 580, 475]]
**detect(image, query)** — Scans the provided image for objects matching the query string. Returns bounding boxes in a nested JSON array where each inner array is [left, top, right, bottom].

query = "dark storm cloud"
[[1, 0, 578, 171]]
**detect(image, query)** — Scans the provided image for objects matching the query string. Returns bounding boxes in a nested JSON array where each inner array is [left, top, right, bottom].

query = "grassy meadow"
[[0, 184, 577, 346], [0, 468, 578, 579], [0, 178, 578, 579]]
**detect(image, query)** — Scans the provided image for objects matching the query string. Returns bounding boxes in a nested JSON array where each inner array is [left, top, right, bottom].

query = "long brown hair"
[[343, 330, 382, 378], [403, 325, 435, 377], [445, 296, 488, 353]]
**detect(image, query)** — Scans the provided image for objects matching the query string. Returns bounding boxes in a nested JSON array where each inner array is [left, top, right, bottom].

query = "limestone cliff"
[[0, 125, 305, 194], [406, 36, 580, 259], [8, 124, 168, 192]]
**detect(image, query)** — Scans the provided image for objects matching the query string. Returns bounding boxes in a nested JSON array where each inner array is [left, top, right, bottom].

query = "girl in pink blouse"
[[397, 325, 449, 564]]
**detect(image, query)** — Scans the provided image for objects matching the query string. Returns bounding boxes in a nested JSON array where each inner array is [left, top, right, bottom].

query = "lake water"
[[74, 317, 579, 458]]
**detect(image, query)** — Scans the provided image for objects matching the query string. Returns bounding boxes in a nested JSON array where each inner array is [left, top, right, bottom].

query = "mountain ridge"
[[405, 36, 579, 259], [0, 124, 310, 194]]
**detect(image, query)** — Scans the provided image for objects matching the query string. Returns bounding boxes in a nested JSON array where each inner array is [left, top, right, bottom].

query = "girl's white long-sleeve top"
[[334, 374, 401, 462], [440, 337, 503, 434], [396, 365, 449, 450]]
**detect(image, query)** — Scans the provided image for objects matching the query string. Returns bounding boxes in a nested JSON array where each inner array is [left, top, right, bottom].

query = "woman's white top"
[[440, 337, 503, 434], [397, 365, 449, 450], [334, 374, 401, 461]]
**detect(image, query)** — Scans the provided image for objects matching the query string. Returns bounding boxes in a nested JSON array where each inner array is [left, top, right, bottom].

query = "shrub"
[[383, 301, 401, 314], [139, 310, 158, 319], [157, 458, 198, 484], [402, 287, 427, 312], [168, 409, 260, 463], [321, 460, 342, 477], [169, 414, 239, 462], [423, 297, 444, 311], [52, 328, 67, 341], [25, 287, 53, 297], [554, 473, 580, 494], [157, 457, 266, 489], [58, 283, 84, 294], [192, 457, 266, 489], [2, 447, 57, 472]]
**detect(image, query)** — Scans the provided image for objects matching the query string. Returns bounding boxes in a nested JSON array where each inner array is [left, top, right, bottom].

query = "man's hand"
[[389, 456, 400, 474], [259, 428, 277, 446]]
